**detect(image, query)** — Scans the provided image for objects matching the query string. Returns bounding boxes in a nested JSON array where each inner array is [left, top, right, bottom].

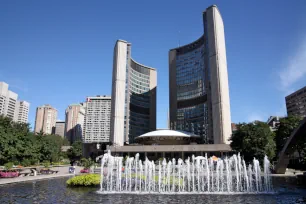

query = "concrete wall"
[[169, 50, 177, 124], [110, 40, 128, 146], [149, 69, 157, 131], [205, 6, 232, 144]]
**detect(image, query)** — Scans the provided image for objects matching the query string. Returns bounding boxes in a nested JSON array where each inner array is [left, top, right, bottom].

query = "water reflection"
[[0, 177, 305, 204]]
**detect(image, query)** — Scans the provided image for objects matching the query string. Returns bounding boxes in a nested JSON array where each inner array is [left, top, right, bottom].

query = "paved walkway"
[[0, 166, 82, 185]]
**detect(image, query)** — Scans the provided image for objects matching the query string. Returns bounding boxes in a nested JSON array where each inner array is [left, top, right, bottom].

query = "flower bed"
[[0, 171, 19, 178]]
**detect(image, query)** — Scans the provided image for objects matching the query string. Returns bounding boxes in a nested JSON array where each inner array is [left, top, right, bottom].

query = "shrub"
[[66, 174, 100, 186], [21, 159, 31, 167], [30, 159, 37, 165], [42, 160, 50, 169], [4, 162, 14, 171], [80, 158, 94, 169]]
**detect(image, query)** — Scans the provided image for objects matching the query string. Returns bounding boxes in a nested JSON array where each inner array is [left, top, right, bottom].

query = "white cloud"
[[279, 36, 306, 91]]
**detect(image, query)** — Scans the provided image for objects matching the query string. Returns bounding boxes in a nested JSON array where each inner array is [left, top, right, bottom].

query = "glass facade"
[[172, 36, 210, 143], [127, 59, 152, 143]]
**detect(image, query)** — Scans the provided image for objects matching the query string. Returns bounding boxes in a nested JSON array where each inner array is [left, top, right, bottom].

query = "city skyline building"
[[0, 81, 18, 120], [169, 5, 232, 144], [0, 81, 30, 123], [285, 86, 306, 118], [34, 104, 58, 134], [16, 101, 30, 123], [83, 95, 111, 143], [65, 103, 86, 144], [110, 40, 157, 146], [53, 120, 65, 137]]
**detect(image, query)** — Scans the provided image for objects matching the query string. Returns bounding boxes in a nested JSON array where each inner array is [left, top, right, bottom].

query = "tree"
[[0, 115, 69, 165], [230, 121, 276, 164], [67, 140, 83, 163], [275, 116, 303, 156]]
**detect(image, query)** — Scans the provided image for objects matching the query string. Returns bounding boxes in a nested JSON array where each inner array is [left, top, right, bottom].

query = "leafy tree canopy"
[[230, 121, 276, 164], [275, 116, 304, 156], [67, 140, 83, 163], [0, 115, 70, 165]]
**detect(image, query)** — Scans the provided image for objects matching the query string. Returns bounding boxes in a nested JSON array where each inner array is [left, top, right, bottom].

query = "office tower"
[[286, 86, 306, 118], [169, 5, 231, 144], [110, 40, 157, 146], [16, 101, 30, 123], [65, 103, 86, 143], [0, 82, 18, 120], [83, 96, 111, 143], [34, 104, 58, 134], [53, 121, 65, 137]]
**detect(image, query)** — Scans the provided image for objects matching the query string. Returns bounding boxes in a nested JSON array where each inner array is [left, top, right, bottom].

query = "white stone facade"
[[0, 82, 30, 123], [17, 101, 30, 123]]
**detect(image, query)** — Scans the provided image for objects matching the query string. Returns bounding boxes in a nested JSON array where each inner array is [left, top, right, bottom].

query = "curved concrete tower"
[[169, 5, 231, 144], [110, 40, 157, 146]]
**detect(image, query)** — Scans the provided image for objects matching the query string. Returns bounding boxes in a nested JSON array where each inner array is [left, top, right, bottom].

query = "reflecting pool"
[[0, 177, 305, 204]]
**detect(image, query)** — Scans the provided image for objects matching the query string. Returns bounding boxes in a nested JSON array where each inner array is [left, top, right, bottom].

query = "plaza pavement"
[[0, 166, 82, 185]]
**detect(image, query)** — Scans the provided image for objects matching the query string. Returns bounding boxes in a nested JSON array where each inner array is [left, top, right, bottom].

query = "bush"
[[30, 159, 38, 165], [42, 160, 50, 169], [80, 158, 94, 169], [66, 174, 100, 186], [4, 162, 14, 171], [21, 159, 31, 167]]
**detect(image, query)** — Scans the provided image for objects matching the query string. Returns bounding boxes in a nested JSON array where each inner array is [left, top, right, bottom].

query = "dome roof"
[[136, 129, 200, 138]]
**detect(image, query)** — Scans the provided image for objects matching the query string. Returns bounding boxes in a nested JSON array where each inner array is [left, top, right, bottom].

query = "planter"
[[0, 171, 19, 178]]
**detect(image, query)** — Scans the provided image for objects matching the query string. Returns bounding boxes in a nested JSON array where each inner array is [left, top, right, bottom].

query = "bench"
[[18, 172, 31, 177]]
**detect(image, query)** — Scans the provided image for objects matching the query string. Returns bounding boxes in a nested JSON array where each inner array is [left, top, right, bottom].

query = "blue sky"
[[1, 0, 306, 129]]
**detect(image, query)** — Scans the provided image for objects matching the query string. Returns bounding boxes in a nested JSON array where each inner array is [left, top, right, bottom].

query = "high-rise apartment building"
[[169, 5, 231, 144], [0, 82, 29, 122], [286, 86, 306, 118], [83, 96, 111, 143], [16, 101, 30, 123], [0, 82, 18, 120], [53, 121, 65, 137], [65, 103, 86, 143], [34, 104, 58, 134], [110, 40, 157, 146]]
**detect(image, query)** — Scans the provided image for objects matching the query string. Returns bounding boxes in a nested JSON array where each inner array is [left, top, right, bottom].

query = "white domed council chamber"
[[134, 129, 200, 145]]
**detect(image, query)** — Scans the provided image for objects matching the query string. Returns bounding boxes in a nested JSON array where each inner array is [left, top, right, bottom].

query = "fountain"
[[98, 151, 273, 194]]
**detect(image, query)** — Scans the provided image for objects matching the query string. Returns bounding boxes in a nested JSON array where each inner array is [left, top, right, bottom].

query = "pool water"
[[0, 177, 305, 204]]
